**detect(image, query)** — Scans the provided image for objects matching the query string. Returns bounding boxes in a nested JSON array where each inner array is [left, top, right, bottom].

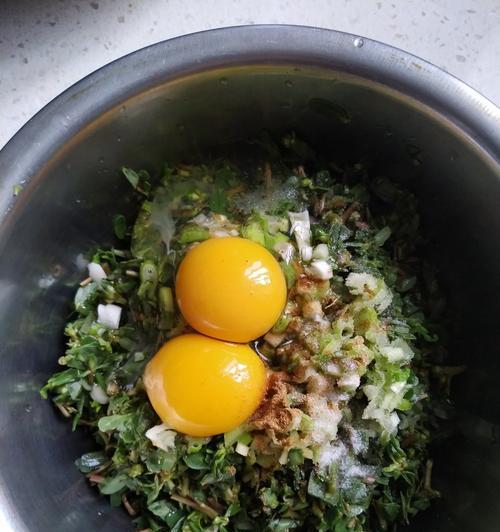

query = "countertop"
[[1, 0, 499, 150]]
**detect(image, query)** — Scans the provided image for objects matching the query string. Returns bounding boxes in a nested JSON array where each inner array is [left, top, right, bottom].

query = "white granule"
[[307, 393, 342, 445]]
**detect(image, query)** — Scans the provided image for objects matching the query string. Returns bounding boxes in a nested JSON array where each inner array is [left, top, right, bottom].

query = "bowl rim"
[[0, 24, 499, 222]]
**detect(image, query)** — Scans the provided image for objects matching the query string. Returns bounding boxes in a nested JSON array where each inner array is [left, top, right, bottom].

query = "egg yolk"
[[143, 334, 267, 436], [176, 237, 287, 343]]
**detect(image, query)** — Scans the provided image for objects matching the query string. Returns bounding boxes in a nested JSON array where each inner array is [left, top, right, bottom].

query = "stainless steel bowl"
[[0, 26, 499, 532]]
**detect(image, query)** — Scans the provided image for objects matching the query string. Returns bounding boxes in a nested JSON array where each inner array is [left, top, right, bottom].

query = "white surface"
[[0, 0, 499, 150]]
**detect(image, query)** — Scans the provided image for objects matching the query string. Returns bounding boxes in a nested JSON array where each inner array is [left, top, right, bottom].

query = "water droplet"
[[98, 157, 104, 164], [219, 77, 228, 86], [284, 80, 293, 88], [116, 137, 121, 143], [353, 37, 364, 48], [24, 405, 32, 413], [176, 123, 185, 132]]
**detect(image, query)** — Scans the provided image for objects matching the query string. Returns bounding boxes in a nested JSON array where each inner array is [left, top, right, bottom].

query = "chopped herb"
[[42, 136, 449, 531]]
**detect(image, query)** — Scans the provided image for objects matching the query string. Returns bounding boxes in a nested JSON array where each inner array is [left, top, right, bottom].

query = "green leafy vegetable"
[[42, 137, 448, 531], [113, 214, 128, 240]]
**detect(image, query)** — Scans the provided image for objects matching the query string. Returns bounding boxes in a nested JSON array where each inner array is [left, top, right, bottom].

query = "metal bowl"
[[0, 26, 499, 532]]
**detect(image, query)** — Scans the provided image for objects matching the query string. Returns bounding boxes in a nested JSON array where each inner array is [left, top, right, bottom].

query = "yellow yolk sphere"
[[175, 237, 287, 342], [143, 333, 267, 436]]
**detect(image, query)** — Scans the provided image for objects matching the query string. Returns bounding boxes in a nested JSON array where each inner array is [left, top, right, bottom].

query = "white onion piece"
[[90, 383, 109, 405], [345, 272, 377, 294], [325, 362, 342, 376], [212, 230, 231, 238], [264, 331, 285, 347], [88, 262, 107, 282], [390, 381, 406, 394], [302, 300, 324, 321], [97, 303, 122, 329], [274, 242, 295, 263], [312, 244, 329, 260], [145, 424, 176, 452], [235, 442, 250, 456], [288, 210, 312, 261], [300, 245, 313, 262], [307, 260, 333, 280], [337, 374, 361, 392], [190, 213, 209, 225]]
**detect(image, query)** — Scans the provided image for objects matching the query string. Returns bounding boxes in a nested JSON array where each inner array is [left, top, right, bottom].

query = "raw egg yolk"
[[176, 237, 287, 342], [143, 333, 266, 436]]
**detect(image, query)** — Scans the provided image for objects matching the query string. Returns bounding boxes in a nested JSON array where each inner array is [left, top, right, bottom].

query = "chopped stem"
[[170, 494, 219, 519]]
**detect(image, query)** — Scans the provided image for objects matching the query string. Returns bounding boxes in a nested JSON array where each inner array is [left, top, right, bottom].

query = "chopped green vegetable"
[[112, 214, 128, 240], [42, 138, 448, 531], [178, 225, 209, 244]]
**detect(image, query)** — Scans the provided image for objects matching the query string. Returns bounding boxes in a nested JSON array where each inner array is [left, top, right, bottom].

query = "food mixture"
[[42, 135, 447, 531]]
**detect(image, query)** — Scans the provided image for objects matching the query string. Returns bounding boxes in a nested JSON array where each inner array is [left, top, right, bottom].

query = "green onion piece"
[[178, 225, 210, 244]]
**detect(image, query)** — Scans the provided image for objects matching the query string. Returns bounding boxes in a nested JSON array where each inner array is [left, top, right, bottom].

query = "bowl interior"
[[1, 42, 500, 531]]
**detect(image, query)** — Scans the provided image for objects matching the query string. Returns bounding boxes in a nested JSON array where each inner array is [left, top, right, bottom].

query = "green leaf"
[[75, 451, 108, 473], [148, 500, 185, 527], [40, 368, 78, 397], [112, 214, 127, 240], [122, 167, 152, 195], [74, 282, 99, 315], [99, 474, 128, 495], [184, 452, 210, 470], [122, 167, 140, 189], [183, 511, 206, 532], [97, 414, 131, 432], [307, 470, 338, 506], [382, 501, 401, 521], [374, 226, 392, 246], [109, 492, 122, 507], [260, 488, 279, 509], [267, 518, 300, 530], [145, 449, 177, 473]]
